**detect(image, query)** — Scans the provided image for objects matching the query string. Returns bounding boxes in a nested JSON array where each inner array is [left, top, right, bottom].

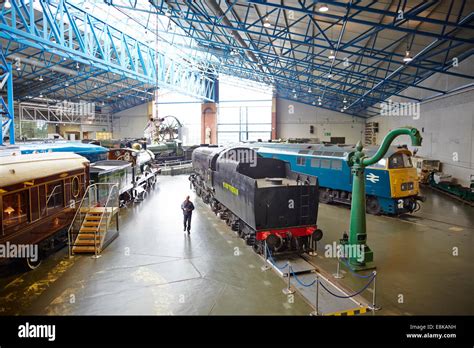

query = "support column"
[[201, 102, 217, 144], [271, 96, 277, 140]]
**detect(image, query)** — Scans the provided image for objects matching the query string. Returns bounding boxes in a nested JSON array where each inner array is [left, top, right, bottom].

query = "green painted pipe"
[[345, 127, 423, 269]]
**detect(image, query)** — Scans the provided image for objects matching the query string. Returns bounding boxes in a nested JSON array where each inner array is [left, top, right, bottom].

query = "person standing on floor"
[[181, 195, 195, 234]]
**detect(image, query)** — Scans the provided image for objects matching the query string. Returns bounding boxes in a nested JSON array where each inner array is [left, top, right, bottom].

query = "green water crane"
[[342, 127, 423, 270]]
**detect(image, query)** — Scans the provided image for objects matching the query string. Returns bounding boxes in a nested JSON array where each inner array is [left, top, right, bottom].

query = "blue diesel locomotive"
[[249, 143, 423, 215]]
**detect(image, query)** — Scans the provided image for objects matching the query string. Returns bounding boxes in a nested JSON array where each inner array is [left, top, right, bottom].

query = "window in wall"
[[217, 76, 272, 145]]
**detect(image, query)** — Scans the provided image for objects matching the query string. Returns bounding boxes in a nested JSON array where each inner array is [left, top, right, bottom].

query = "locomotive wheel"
[[319, 189, 331, 204], [246, 236, 255, 246], [252, 242, 263, 255], [366, 196, 381, 215], [265, 234, 283, 251]]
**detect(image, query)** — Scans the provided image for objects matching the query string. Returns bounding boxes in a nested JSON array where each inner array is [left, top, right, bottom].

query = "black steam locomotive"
[[190, 145, 323, 254]]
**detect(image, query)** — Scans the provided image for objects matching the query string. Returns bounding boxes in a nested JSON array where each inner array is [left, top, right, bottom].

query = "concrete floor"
[[0, 175, 313, 315], [312, 186, 474, 315], [0, 176, 472, 315]]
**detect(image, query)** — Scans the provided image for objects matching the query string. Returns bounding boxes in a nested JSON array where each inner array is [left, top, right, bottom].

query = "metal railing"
[[158, 159, 192, 168], [67, 183, 119, 257], [94, 184, 119, 257]]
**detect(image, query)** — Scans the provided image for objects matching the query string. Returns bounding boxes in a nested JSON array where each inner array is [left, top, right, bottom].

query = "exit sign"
[[324, 132, 331, 136]]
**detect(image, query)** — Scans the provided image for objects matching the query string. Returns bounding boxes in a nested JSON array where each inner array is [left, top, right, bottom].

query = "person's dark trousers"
[[183, 214, 192, 232]]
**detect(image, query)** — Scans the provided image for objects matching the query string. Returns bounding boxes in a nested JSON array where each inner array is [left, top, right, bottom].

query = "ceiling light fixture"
[[39, 75, 43, 81], [308, 87, 312, 93], [263, 15, 271, 28], [343, 97, 347, 103], [403, 50, 413, 63], [5, 0, 12, 9], [292, 88, 296, 93], [318, 3, 329, 12], [328, 50, 336, 60]]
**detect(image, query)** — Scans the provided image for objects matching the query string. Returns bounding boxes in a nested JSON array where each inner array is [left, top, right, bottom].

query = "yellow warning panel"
[[325, 306, 369, 316]]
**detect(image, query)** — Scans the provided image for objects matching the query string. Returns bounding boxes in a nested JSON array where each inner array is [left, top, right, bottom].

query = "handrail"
[[67, 183, 119, 257], [94, 184, 119, 256]]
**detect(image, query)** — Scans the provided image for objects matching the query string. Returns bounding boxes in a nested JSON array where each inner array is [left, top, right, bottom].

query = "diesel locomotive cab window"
[[389, 153, 413, 169], [296, 157, 306, 166], [321, 159, 331, 169], [3, 191, 29, 228], [311, 158, 321, 168], [331, 160, 343, 170], [47, 182, 64, 210]]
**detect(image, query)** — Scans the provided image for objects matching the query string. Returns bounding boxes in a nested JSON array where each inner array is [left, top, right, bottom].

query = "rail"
[[262, 241, 379, 315]]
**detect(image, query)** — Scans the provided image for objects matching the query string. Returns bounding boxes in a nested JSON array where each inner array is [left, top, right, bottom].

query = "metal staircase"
[[0, 46, 15, 145], [68, 183, 120, 257]]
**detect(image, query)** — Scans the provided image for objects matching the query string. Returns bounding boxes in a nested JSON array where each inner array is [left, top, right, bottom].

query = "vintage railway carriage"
[[0, 153, 89, 269], [190, 145, 322, 254]]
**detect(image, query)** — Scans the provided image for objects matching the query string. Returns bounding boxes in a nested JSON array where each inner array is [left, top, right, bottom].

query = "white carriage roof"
[[1, 153, 89, 188]]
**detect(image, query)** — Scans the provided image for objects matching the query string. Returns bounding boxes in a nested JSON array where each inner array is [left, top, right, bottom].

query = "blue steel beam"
[[0, 0, 216, 108], [0, 47, 15, 144]]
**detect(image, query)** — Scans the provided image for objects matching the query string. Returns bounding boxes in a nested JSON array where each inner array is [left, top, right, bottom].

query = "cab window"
[[389, 153, 413, 169], [296, 157, 306, 166]]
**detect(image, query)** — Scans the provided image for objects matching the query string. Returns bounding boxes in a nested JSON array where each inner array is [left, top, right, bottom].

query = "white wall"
[[112, 101, 202, 145], [276, 98, 365, 144], [368, 88, 474, 186], [368, 55, 474, 186], [158, 102, 201, 145], [113, 103, 148, 139]]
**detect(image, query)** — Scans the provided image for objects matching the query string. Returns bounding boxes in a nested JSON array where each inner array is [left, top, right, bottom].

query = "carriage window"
[[47, 181, 64, 210], [3, 191, 29, 227], [298, 150, 310, 154], [296, 157, 306, 166], [71, 176, 80, 198], [321, 159, 331, 169], [331, 160, 342, 170], [311, 158, 320, 167], [389, 153, 413, 169]]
